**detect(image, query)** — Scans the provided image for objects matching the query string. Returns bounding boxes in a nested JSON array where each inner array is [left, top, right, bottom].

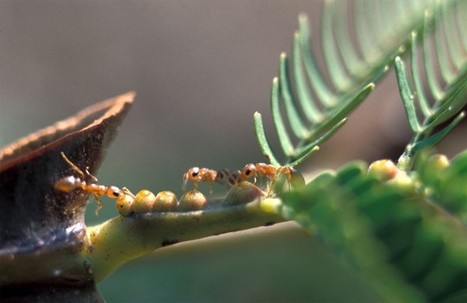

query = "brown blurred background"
[[1, 1, 465, 302]]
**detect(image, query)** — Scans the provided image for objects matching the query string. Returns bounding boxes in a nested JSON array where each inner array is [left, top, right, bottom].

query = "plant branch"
[[86, 197, 285, 282]]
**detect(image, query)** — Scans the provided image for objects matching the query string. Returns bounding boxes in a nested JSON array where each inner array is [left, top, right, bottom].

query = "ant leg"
[[121, 187, 136, 199], [94, 194, 104, 215]]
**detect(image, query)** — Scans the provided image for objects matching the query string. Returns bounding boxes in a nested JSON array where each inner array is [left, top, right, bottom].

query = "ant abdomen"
[[55, 175, 81, 192]]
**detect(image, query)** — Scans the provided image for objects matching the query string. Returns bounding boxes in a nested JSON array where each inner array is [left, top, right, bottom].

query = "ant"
[[182, 167, 218, 190], [55, 154, 216, 217], [183, 163, 304, 193], [182, 167, 241, 191], [239, 163, 277, 183], [240, 163, 305, 191], [55, 152, 123, 214], [239, 163, 305, 191]]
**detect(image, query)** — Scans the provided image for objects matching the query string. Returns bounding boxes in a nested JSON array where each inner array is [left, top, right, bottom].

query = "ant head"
[[109, 186, 123, 198], [184, 167, 200, 181], [190, 167, 200, 178], [182, 167, 200, 191], [241, 163, 256, 180]]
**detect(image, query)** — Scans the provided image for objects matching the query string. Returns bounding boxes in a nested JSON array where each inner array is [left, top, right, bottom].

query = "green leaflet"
[[281, 159, 467, 302], [252, 0, 443, 168], [396, 0, 467, 171], [253, 112, 280, 167], [253, 1, 467, 299]]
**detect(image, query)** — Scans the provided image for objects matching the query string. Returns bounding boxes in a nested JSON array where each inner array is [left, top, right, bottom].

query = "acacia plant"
[[0, 0, 466, 302]]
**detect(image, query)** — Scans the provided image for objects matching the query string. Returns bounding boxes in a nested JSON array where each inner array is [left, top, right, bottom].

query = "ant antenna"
[[60, 152, 85, 177], [60, 152, 99, 182]]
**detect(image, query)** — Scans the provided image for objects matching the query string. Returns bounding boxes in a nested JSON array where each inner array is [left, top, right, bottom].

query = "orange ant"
[[239, 163, 305, 191], [55, 152, 122, 214], [183, 163, 304, 193], [56, 154, 200, 217], [182, 167, 241, 191], [239, 163, 277, 183], [182, 167, 218, 190]]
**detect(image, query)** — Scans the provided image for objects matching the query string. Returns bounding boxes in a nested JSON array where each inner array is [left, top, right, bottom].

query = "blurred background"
[[1, 1, 465, 302]]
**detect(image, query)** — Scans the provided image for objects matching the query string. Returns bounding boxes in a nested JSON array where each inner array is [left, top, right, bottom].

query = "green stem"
[[85, 197, 285, 282]]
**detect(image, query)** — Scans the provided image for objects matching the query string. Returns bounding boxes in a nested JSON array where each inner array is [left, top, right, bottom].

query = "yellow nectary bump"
[[260, 197, 282, 214], [419, 154, 450, 189], [368, 159, 398, 181], [178, 190, 207, 211], [387, 170, 416, 193], [223, 181, 263, 206], [131, 190, 157, 214], [116, 193, 135, 217], [152, 191, 178, 212], [426, 154, 450, 171]]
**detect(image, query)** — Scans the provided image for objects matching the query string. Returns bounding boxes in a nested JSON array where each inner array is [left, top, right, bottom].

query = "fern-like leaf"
[[281, 157, 467, 301], [254, 0, 445, 168], [396, 1, 467, 171]]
